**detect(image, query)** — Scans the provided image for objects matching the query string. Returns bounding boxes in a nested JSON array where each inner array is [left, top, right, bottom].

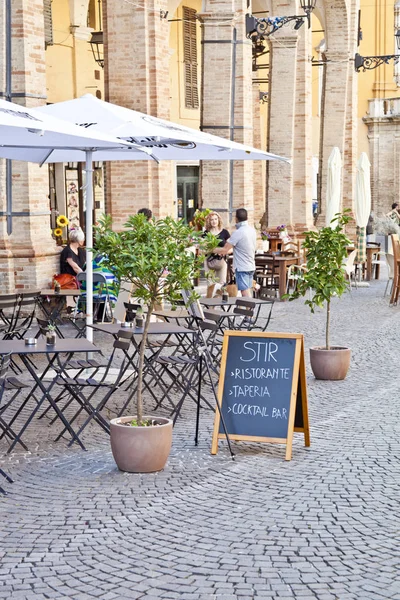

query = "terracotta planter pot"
[[110, 415, 173, 473], [310, 346, 351, 381]]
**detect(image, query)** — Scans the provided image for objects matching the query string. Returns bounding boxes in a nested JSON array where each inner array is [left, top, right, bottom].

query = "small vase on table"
[[46, 326, 56, 346]]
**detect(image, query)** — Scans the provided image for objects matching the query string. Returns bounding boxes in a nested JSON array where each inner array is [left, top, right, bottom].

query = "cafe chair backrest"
[[233, 298, 255, 318], [282, 240, 300, 254], [36, 317, 50, 338], [181, 288, 205, 321], [0, 352, 11, 383], [76, 272, 108, 290]]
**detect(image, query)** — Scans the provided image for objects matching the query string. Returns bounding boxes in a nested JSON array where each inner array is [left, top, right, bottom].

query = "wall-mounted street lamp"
[[89, 31, 104, 68], [355, 29, 400, 71], [246, 0, 317, 40]]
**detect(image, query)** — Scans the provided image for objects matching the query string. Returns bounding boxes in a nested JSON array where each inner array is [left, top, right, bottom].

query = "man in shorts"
[[212, 208, 256, 297]]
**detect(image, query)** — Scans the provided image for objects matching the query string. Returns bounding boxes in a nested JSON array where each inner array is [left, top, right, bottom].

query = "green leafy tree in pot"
[[288, 211, 352, 350], [94, 213, 217, 426]]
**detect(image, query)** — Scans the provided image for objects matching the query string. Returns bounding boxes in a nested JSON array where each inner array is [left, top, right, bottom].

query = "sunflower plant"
[[56, 214, 69, 228], [94, 213, 218, 427]]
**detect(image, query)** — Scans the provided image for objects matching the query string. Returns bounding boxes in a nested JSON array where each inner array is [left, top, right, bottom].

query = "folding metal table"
[[0, 338, 101, 452]]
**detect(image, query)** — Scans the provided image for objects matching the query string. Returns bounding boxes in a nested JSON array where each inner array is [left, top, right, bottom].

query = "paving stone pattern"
[[0, 279, 399, 600]]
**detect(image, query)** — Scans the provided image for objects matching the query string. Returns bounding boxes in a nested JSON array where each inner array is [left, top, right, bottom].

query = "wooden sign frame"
[[211, 331, 310, 461]]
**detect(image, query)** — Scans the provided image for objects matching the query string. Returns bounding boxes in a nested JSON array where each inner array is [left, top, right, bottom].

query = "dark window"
[[183, 7, 199, 109], [44, 0, 53, 47]]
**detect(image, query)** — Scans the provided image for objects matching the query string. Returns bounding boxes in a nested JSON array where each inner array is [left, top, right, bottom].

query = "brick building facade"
[[0, 0, 397, 289]]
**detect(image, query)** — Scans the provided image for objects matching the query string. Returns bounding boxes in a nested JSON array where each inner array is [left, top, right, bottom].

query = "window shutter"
[[183, 7, 199, 109], [44, 0, 53, 47]]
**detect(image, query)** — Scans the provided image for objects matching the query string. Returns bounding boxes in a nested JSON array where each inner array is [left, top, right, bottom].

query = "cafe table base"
[[0, 467, 13, 494]]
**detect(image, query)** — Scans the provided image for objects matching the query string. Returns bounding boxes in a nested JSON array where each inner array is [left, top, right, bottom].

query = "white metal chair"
[[286, 264, 308, 294], [371, 250, 386, 280], [343, 249, 358, 289]]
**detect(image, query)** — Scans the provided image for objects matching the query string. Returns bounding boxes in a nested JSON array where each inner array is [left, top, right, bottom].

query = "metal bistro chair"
[[0, 294, 21, 339], [11, 291, 40, 340], [0, 352, 31, 454], [233, 297, 274, 332], [51, 329, 133, 446], [256, 257, 280, 300]]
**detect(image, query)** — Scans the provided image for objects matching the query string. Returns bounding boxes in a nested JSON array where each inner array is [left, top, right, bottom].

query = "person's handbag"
[[53, 273, 79, 290], [206, 256, 225, 270], [225, 264, 238, 297]]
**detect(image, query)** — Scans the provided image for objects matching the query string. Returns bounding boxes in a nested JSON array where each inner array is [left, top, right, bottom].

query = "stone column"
[[104, 0, 174, 228], [342, 2, 359, 217], [292, 23, 313, 232], [317, 52, 349, 226], [266, 31, 298, 228], [0, 0, 58, 291], [198, 1, 254, 228]]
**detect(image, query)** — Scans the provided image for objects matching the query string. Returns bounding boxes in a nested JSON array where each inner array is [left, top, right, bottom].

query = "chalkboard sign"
[[211, 332, 310, 460]]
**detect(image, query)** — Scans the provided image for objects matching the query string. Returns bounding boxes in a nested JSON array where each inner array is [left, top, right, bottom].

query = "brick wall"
[[199, 1, 254, 229], [104, 0, 174, 229], [0, 0, 59, 292]]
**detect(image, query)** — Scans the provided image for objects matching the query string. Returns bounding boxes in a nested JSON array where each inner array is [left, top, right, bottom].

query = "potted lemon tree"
[[288, 211, 352, 380], [94, 213, 216, 472]]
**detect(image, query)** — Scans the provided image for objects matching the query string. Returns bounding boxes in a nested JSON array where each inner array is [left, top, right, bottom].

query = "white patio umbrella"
[[0, 96, 289, 340], [34, 94, 290, 164], [354, 152, 372, 263], [0, 99, 151, 342], [326, 147, 342, 228]]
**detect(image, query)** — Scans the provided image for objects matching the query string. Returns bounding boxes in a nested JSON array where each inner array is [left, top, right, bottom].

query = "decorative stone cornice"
[[70, 25, 93, 41]]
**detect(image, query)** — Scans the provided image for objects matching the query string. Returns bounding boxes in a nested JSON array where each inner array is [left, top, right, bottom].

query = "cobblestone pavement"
[[1, 278, 399, 600]]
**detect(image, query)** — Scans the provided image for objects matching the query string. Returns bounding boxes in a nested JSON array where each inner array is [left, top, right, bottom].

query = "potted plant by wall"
[[94, 213, 217, 472], [288, 211, 352, 380]]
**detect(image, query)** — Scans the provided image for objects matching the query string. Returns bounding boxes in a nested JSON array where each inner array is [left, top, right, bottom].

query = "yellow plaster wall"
[[311, 14, 324, 159], [45, 0, 104, 104], [169, 1, 202, 129], [357, 0, 400, 156]]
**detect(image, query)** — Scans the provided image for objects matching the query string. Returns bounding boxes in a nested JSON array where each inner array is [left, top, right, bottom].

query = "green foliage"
[[93, 214, 218, 426], [191, 208, 212, 230], [288, 211, 352, 349], [94, 214, 217, 309]]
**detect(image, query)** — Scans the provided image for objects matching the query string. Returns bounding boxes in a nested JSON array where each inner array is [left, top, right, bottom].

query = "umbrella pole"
[[85, 150, 94, 342]]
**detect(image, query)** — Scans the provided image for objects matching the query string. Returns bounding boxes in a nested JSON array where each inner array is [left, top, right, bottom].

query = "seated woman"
[[60, 228, 85, 275]]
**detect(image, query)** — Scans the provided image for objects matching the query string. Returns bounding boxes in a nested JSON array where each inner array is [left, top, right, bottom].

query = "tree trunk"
[[326, 300, 330, 350], [136, 302, 154, 426]]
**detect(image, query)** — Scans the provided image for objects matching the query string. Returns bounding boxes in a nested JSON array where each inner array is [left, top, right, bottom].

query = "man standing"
[[213, 208, 256, 297]]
